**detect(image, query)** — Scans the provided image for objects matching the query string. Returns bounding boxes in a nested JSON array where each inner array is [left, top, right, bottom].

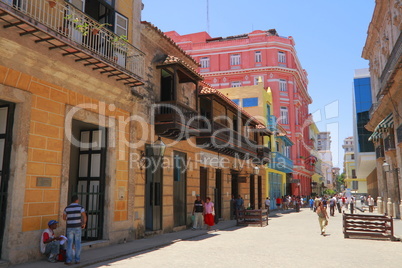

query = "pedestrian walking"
[[329, 195, 336, 216], [337, 195, 342, 213], [236, 195, 244, 212], [316, 201, 329, 236], [192, 194, 204, 230], [265, 197, 271, 215], [282, 196, 288, 210], [204, 197, 215, 230], [367, 195, 375, 212], [230, 194, 236, 220], [322, 197, 328, 211], [63, 195, 87, 265], [313, 196, 320, 212], [275, 197, 282, 210], [341, 196, 347, 211], [309, 197, 314, 211]]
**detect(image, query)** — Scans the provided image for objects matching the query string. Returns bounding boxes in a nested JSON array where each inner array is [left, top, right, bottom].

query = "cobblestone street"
[[86, 209, 402, 268]]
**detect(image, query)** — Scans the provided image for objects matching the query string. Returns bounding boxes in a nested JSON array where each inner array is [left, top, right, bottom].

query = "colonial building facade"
[[165, 29, 313, 196], [218, 81, 294, 209], [363, 0, 402, 218], [0, 0, 270, 264]]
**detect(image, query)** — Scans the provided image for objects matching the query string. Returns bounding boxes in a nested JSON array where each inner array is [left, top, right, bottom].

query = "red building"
[[166, 29, 313, 196]]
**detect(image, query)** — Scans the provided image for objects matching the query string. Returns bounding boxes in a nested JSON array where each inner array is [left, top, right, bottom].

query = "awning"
[[368, 113, 394, 142]]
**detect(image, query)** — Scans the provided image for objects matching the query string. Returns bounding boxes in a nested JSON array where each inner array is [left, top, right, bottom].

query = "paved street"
[[84, 208, 402, 268]]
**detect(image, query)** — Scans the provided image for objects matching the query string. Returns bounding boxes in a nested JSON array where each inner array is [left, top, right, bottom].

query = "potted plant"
[[91, 23, 112, 35]]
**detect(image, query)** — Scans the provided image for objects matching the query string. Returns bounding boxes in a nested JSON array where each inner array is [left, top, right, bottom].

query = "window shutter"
[[114, 12, 128, 37]]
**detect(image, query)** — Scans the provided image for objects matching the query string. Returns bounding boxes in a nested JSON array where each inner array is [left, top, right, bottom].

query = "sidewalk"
[[13, 220, 238, 268], [10, 207, 402, 267]]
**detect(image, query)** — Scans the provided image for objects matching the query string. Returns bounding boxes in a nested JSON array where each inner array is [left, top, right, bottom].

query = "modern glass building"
[[354, 69, 374, 152]]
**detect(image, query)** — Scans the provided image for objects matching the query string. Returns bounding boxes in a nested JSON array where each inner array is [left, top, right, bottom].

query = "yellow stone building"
[[0, 1, 270, 264]]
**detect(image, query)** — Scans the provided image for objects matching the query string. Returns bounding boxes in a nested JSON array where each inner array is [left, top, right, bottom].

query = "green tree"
[[336, 173, 345, 192]]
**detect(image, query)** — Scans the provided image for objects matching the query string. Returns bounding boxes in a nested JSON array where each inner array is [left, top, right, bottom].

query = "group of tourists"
[[40, 195, 87, 264], [274, 195, 306, 212], [192, 194, 215, 231]]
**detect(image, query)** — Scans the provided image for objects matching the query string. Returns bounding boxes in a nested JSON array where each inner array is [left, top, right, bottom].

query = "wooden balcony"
[[196, 121, 259, 158], [257, 146, 271, 164], [154, 101, 199, 140], [0, 0, 144, 86]]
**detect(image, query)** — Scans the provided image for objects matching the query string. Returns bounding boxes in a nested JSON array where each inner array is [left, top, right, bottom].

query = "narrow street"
[[87, 209, 402, 268]]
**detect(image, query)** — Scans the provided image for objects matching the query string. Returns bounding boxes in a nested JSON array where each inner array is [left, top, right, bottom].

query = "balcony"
[[257, 146, 271, 164], [0, 0, 144, 86], [269, 152, 293, 173], [376, 32, 402, 101], [154, 101, 199, 140], [397, 124, 402, 144], [268, 115, 277, 132], [375, 145, 385, 158], [196, 121, 259, 158], [384, 135, 396, 151]]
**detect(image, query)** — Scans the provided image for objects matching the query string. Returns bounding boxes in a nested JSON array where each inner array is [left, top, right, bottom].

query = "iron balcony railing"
[[384, 135, 396, 151], [1, 0, 144, 79], [397, 124, 402, 144]]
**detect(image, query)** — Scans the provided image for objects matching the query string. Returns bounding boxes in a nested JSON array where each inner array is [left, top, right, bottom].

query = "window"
[[231, 81, 242, 88], [351, 154, 355, 159], [254, 77, 259, 85], [232, 99, 240, 106], [161, 69, 174, 101], [295, 108, 299, 125], [285, 146, 291, 158], [115, 13, 128, 37], [243, 97, 258, 107], [255, 51, 262, 62], [280, 107, 289, 124], [278, 51, 286, 63], [351, 169, 356, 178], [230, 54, 241, 65], [200, 57, 210, 68], [279, 79, 287, 91]]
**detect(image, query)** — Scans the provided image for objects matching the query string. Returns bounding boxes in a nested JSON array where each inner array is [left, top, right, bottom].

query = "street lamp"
[[253, 165, 260, 175], [152, 136, 166, 157], [383, 160, 399, 173]]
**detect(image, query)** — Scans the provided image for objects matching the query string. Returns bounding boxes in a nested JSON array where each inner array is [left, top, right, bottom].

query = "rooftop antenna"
[[206, 0, 210, 33]]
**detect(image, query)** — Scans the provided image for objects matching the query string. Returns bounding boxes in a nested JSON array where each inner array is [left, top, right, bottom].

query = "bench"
[[236, 209, 268, 227], [343, 213, 398, 241]]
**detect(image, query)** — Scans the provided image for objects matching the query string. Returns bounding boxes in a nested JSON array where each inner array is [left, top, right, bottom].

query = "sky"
[[142, 0, 376, 168]]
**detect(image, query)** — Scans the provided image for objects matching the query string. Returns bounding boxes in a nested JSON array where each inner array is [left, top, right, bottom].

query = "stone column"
[[387, 198, 393, 217], [377, 159, 388, 210], [377, 197, 383, 214]]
